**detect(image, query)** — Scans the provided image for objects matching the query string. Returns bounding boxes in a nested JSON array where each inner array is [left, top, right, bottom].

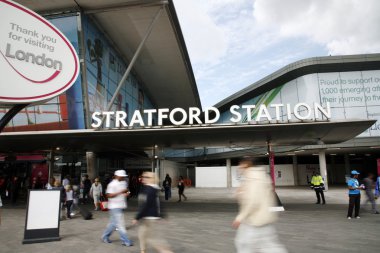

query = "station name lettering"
[[91, 102, 331, 128]]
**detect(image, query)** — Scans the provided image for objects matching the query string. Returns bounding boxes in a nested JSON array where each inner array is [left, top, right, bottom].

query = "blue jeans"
[[102, 208, 132, 244]]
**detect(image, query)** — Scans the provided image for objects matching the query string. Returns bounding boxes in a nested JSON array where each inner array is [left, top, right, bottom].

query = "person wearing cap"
[[347, 170, 363, 219], [101, 170, 133, 246]]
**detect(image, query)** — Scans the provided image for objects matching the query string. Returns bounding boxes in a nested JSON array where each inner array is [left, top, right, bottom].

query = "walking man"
[[233, 157, 287, 253], [101, 170, 133, 246], [363, 173, 379, 214], [310, 171, 326, 204]]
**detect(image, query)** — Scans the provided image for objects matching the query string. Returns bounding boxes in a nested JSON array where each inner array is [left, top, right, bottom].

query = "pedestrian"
[[233, 156, 287, 253], [101, 170, 133, 247], [52, 181, 66, 220], [71, 184, 80, 216], [162, 174, 172, 201], [62, 175, 70, 188], [65, 185, 74, 219], [8, 176, 21, 205], [347, 170, 363, 219], [46, 177, 55, 190], [363, 173, 379, 214], [82, 174, 92, 204], [310, 171, 326, 204], [0, 194, 2, 225], [90, 177, 103, 211], [177, 176, 187, 202], [132, 172, 173, 253], [375, 175, 380, 198]]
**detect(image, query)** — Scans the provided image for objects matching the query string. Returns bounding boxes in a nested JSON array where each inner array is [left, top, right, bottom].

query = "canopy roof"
[[14, 0, 201, 109]]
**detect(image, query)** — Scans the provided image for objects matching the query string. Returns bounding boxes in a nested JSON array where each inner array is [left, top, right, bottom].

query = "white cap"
[[114, 170, 127, 177]]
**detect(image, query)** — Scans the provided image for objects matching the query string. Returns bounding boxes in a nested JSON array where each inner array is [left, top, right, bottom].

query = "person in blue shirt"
[[347, 170, 363, 219], [375, 176, 380, 198]]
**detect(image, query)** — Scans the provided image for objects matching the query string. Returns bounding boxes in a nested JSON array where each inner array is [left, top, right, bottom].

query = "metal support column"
[[97, 5, 165, 128], [226, 158, 232, 188], [292, 155, 298, 186], [318, 150, 328, 191]]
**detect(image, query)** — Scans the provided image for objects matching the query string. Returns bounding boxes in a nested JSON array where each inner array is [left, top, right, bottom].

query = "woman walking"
[[90, 177, 103, 211], [177, 176, 187, 202]]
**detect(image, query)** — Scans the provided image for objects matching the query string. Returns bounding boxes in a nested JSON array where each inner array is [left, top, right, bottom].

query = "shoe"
[[121, 241, 133, 247], [373, 211, 379, 214], [322, 202, 326, 205], [102, 237, 112, 243], [355, 216, 360, 219], [315, 202, 320, 204], [347, 217, 351, 220]]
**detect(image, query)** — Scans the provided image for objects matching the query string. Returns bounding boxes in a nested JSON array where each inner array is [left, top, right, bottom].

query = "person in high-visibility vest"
[[310, 171, 326, 204]]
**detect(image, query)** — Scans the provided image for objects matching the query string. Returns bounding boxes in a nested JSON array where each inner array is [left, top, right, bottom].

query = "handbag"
[[100, 196, 108, 211]]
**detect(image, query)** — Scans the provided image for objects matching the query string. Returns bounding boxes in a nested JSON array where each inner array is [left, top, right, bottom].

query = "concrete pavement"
[[0, 187, 379, 253]]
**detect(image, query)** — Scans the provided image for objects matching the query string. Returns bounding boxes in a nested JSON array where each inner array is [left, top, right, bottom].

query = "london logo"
[[0, 0, 79, 104]]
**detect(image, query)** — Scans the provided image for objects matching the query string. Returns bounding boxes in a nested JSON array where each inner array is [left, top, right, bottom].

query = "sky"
[[173, 0, 380, 108]]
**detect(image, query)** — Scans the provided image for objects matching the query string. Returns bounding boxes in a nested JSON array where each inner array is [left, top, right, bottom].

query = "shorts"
[[93, 194, 100, 203]]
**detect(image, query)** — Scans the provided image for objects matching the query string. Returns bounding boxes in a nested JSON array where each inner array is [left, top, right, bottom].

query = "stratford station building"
[[0, 0, 379, 195]]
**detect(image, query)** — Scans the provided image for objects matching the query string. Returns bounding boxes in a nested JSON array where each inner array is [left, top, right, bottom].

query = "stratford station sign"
[[91, 102, 332, 128]]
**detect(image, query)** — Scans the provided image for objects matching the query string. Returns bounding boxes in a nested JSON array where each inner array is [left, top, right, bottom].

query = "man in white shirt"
[[101, 170, 133, 247]]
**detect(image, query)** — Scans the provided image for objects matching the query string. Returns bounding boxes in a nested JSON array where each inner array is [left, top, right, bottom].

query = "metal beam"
[[97, 4, 165, 129]]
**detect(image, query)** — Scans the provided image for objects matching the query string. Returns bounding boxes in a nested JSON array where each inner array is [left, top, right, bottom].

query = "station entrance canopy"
[[0, 119, 375, 153]]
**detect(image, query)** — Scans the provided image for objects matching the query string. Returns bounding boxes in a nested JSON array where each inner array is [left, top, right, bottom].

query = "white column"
[[226, 158, 232, 188], [318, 150, 328, 190], [292, 155, 298, 186], [86, 151, 96, 179]]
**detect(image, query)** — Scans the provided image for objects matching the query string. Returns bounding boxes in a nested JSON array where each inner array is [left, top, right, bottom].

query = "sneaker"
[[121, 241, 133, 247], [102, 237, 112, 243], [355, 216, 360, 219], [373, 211, 379, 214], [347, 217, 352, 220]]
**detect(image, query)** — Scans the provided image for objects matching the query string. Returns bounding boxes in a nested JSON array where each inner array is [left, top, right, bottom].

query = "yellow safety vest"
[[311, 175, 324, 186]]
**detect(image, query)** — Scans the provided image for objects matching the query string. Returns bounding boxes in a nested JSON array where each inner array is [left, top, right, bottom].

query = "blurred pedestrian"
[[310, 171, 326, 204], [90, 177, 103, 211], [347, 170, 363, 219], [162, 174, 172, 201], [177, 176, 187, 202], [82, 174, 92, 204], [65, 185, 74, 219], [46, 177, 55, 190], [52, 181, 66, 220], [101, 170, 133, 247], [132, 172, 173, 253], [233, 156, 287, 253], [363, 173, 379, 214], [0, 194, 2, 225], [376, 175, 380, 198], [62, 175, 70, 188]]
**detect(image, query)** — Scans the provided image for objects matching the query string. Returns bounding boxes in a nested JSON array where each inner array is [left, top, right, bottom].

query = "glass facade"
[[83, 16, 156, 127], [0, 14, 157, 132], [219, 70, 380, 137]]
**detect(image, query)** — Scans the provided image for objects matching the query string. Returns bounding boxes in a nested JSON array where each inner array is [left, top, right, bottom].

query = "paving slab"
[[0, 187, 379, 253]]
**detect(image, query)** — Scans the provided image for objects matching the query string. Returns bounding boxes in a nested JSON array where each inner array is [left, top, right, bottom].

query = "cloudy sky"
[[173, 0, 380, 108]]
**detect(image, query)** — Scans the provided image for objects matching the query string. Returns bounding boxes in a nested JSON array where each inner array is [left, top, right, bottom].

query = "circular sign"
[[0, 0, 80, 104]]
